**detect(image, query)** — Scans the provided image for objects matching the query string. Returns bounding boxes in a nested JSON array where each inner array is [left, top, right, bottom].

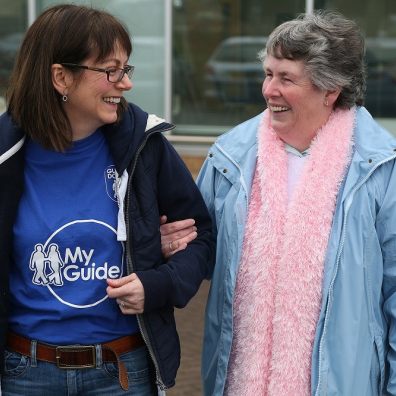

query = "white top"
[[285, 144, 309, 202]]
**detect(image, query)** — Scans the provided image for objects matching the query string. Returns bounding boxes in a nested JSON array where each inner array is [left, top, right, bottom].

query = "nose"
[[262, 77, 278, 99], [116, 73, 133, 91]]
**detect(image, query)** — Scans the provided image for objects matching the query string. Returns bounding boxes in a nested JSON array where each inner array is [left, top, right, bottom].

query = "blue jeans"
[[1, 345, 158, 395]]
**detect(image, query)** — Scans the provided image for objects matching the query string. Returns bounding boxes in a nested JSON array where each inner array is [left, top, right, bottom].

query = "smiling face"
[[56, 45, 132, 140], [262, 54, 337, 151]]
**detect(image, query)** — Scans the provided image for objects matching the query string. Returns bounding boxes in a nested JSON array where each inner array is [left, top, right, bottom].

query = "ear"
[[51, 64, 73, 96], [324, 88, 341, 107]]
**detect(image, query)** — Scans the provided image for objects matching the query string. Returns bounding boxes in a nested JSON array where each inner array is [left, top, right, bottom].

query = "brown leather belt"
[[7, 332, 145, 391]]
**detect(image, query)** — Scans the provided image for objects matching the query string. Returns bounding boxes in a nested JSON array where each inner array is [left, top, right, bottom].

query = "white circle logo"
[[32, 219, 124, 309]]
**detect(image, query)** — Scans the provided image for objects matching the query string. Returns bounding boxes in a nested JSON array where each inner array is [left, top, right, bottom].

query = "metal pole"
[[306, 0, 314, 14], [164, 0, 172, 121], [27, 0, 37, 26]]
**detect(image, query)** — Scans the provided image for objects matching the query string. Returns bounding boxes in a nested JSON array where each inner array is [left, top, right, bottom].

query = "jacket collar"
[[353, 106, 396, 162], [340, 106, 396, 203], [212, 112, 262, 200], [0, 103, 174, 173], [216, 106, 396, 166], [215, 112, 262, 165], [102, 103, 174, 174], [102, 103, 148, 174], [0, 111, 25, 165]]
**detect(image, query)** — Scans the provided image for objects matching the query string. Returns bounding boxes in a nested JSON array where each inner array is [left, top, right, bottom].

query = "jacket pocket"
[[364, 265, 384, 395], [370, 336, 385, 395]]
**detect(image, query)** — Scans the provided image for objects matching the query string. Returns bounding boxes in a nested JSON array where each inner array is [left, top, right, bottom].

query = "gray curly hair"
[[259, 10, 366, 109]]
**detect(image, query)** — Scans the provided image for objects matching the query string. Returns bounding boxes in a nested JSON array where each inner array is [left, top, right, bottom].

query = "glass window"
[[0, 0, 27, 113], [172, 0, 305, 136], [315, 0, 396, 132]]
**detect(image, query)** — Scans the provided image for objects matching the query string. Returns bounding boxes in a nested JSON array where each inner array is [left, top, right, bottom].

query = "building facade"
[[1, 0, 396, 156]]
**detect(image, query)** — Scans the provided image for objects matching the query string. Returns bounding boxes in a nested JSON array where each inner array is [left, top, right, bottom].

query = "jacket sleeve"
[[135, 135, 215, 311], [376, 160, 396, 394]]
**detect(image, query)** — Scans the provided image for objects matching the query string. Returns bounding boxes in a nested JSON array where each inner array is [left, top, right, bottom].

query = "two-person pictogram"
[[29, 243, 64, 286]]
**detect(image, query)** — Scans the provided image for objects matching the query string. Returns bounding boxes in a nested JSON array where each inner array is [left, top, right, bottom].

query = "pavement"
[[167, 280, 210, 396]]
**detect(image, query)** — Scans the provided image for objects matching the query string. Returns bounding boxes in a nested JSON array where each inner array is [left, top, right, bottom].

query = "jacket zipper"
[[125, 125, 173, 390], [314, 153, 396, 396]]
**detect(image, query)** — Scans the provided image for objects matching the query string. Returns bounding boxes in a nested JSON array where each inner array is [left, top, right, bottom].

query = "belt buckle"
[[55, 345, 96, 369]]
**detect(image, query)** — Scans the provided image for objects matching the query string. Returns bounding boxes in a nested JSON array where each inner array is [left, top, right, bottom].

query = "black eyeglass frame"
[[60, 63, 135, 83]]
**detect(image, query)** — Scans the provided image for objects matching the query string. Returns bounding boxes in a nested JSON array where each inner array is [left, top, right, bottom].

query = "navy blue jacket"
[[0, 103, 215, 389]]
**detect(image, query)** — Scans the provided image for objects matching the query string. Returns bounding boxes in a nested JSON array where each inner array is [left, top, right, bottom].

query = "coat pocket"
[[370, 336, 385, 395]]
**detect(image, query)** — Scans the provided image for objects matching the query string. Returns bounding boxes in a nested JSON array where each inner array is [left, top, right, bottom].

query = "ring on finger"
[[120, 302, 125, 308], [169, 241, 173, 250]]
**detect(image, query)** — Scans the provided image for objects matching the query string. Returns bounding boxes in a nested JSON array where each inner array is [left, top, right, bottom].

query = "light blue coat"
[[197, 107, 396, 396]]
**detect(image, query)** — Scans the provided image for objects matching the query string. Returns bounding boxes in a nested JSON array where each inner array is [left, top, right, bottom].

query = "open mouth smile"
[[103, 97, 121, 104], [269, 105, 290, 112]]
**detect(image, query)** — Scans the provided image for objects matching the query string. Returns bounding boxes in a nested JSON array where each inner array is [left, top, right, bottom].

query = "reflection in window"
[[172, 0, 305, 135], [0, 1, 27, 113], [317, 0, 396, 122]]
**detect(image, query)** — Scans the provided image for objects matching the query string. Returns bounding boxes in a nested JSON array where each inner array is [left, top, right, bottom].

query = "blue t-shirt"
[[10, 130, 139, 344]]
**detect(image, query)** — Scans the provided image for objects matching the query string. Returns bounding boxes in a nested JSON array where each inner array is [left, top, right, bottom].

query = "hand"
[[106, 273, 145, 314], [160, 215, 198, 258]]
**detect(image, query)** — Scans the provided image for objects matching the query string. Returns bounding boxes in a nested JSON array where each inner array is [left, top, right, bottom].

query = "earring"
[[62, 95, 68, 102], [324, 98, 329, 106]]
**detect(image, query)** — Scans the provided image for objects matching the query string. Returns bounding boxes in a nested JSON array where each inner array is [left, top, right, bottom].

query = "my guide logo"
[[29, 219, 124, 308], [105, 165, 117, 202]]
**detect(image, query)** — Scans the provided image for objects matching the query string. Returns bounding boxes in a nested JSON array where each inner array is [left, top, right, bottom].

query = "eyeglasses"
[[60, 63, 135, 83]]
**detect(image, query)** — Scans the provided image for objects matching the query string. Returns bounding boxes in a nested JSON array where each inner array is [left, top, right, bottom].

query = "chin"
[[270, 121, 289, 134], [102, 114, 118, 125]]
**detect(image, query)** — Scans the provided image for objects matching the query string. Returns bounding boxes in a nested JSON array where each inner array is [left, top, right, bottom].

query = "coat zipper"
[[314, 153, 396, 396], [125, 126, 173, 390]]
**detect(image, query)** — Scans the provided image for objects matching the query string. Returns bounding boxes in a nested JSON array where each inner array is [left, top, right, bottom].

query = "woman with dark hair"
[[0, 4, 214, 395], [162, 11, 396, 395]]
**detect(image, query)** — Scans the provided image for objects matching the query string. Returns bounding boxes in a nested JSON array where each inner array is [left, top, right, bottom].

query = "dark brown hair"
[[7, 4, 132, 151]]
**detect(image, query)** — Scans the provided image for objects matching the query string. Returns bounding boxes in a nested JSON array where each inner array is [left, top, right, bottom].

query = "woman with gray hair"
[[161, 10, 396, 395]]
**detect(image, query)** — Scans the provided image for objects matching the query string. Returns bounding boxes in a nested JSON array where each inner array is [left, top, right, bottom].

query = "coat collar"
[[101, 103, 174, 174], [213, 107, 396, 202], [0, 104, 174, 173], [211, 112, 262, 200], [340, 106, 396, 203], [101, 103, 148, 174], [0, 111, 25, 165]]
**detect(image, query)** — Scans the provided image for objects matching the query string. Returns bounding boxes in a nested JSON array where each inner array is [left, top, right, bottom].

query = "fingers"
[[159, 217, 198, 258], [160, 218, 195, 236], [162, 230, 197, 258], [107, 275, 145, 314], [171, 242, 188, 255], [107, 273, 137, 287], [117, 298, 144, 314], [161, 224, 197, 246]]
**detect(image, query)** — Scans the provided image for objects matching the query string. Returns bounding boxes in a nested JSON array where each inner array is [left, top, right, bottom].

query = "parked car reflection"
[[365, 37, 396, 117], [204, 35, 396, 118], [204, 36, 266, 105], [0, 33, 23, 87]]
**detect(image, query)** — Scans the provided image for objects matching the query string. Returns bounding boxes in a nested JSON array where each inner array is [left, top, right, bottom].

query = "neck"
[[72, 129, 97, 141], [278, 108, 334, 152], [279, 132, 316, 152]]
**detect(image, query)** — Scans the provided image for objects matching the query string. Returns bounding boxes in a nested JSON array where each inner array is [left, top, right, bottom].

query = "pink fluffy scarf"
[[225, 107, 355, 395]]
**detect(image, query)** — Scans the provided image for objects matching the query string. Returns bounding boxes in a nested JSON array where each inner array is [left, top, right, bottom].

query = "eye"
[[106, 67, 119, 76], [282, 77, 292, 83]]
